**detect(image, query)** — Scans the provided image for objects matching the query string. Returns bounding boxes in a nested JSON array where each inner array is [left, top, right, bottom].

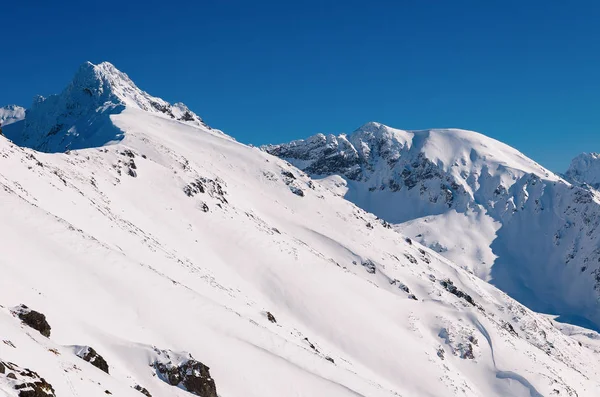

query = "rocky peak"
[[4, 61, 208, 152]]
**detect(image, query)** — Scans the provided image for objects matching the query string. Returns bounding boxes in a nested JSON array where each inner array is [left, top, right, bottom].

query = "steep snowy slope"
[[1, 62, 600, 396], [0, 105, 25, 127], [265, 123, 600, 332]]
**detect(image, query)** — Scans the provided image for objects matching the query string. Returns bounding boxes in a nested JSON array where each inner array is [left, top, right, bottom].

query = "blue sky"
[[1, 0, 599, 172]]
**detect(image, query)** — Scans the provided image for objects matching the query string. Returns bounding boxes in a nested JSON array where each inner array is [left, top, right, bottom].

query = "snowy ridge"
[[265, 123, 600, 332], [2, 61, 227, 153], [1, 63, 599, 396]]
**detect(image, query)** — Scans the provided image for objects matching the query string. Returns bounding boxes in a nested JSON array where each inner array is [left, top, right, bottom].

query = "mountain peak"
[[3, 61, 209, 152]]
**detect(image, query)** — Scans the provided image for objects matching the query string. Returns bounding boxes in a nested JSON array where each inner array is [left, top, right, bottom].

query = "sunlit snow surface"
[[1, 63, 599, 396]]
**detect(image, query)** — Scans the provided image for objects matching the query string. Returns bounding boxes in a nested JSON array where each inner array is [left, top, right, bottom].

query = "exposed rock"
[[361, 259, 376, 274], [288, 185, 304, 197], [440, 279, 476, 306], [153, 351, 217, 397], [0, 361, 56, 397], [266, 311, 277, 323], [12, 305, 51, 337], [134, 385, 152, 397], [76, 346, 109, 374], [325, 356, 335, 364], [183, 177, 228, 204]]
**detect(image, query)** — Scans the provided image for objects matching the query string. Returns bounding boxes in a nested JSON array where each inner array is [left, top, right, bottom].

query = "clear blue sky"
[[2, 0, 599, 172]]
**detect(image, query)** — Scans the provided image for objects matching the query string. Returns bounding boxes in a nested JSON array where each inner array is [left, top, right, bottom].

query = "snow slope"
[[1, 62, 600, 396], [265, 122, 600, 332]]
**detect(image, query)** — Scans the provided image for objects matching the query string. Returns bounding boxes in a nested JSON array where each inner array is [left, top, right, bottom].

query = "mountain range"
[[1, 61, 600, 397]]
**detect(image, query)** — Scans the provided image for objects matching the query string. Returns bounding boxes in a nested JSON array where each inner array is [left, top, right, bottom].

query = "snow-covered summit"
[[2, 61, 215, 152], [565, 152, 600, 188], [264, 122, 557, 211], [0, 105, 25, 127]]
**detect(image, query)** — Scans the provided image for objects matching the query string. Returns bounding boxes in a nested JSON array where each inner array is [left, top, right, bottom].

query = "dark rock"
[[77, 346, 109, 374], [13, 305, 51, 338], [266, 312, 277, 323], [121, 149, 135, 158], [134, 385, 152, 397], [0, 361, 4, 374], [303, 337, 319, 352], [361, 259, 376, 274], [155, 359, 217, 397], [502, 321, 519, 337], [440, 280, 477, 306], [281, 170, 296, 180], [104, 391, 112, 395], [127, 167, 137, 177], [405, 237, 412, 245], [325, 356, 335, 364], [1, 361, 56, 397], [289, 186, 305, 197]]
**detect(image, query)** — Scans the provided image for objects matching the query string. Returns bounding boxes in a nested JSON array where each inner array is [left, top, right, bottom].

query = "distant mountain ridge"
[[265, 123, 600, 332]]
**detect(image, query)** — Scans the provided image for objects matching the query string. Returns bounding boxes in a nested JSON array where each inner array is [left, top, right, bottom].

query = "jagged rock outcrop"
[[75, 346, 109, 374], [153, 349, 217, 397], [0, 361, 56, 397], [11, 305, 51, 338]]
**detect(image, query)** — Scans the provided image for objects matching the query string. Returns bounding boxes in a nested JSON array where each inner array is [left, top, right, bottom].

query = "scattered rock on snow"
[[134, 385, 152, 397], [361, 259, 376, 274], [0, 360, 56, 397], [266, 311, 277, 323]]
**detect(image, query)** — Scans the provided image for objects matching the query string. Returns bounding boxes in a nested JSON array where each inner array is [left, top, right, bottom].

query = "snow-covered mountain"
[[566, 152, 600, 189], [1, 62, 600, 397], [2, 62, 224, 153], [264, 122, 600, 332], [0, 105, 25, 127]]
